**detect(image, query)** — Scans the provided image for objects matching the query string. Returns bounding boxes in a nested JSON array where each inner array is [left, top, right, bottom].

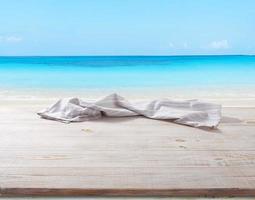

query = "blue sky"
[[0, 0, 255, 56]]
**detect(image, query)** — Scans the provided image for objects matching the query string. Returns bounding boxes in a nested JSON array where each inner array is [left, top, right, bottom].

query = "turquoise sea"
[[0, 56, 255, 89], [0, 55, 255, 97]]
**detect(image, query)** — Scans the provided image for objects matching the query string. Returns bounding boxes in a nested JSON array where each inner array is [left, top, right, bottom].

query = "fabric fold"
[[38, 93, 221, 128]]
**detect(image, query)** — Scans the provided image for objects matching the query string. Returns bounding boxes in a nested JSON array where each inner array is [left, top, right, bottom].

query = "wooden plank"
[[1, 188, 255, 197], [1, 167, 255, 188], [0, 151, 255, 168]]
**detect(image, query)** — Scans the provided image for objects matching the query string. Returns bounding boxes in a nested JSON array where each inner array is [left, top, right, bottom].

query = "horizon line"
[[0, 54, 254, 57]]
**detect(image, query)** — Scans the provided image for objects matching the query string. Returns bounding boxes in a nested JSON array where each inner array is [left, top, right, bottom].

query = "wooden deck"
[[0, 102, 255, 197]]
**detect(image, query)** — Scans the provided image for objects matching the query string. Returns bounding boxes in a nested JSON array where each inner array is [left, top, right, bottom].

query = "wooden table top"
[[0, 103, 255, 197]]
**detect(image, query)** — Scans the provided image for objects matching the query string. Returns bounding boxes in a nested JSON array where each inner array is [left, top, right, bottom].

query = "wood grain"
[[0, 102, 255, 197]]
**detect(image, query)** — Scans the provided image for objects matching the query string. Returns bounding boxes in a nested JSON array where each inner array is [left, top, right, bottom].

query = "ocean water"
[[0, 55, 255, 100]]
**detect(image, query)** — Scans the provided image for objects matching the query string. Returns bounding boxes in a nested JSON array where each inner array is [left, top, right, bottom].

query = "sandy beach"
[[1, 0, 255, 197], [1, 92, 255, 197]]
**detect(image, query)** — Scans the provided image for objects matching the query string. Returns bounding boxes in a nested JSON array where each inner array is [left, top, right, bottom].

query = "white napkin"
[[38, 93, 221, 128]]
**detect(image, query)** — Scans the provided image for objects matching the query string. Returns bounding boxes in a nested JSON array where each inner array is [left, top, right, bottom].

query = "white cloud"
[[183, 42, 189, 49], [169, 42, 175, 48], [209, 40, 229, 49], [169, 42, 189, 49], [6, 36, 23, 42], [0, 35, 23, 43]]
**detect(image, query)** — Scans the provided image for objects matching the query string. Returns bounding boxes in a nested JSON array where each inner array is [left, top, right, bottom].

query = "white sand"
[[2, 86, 255, 107]]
